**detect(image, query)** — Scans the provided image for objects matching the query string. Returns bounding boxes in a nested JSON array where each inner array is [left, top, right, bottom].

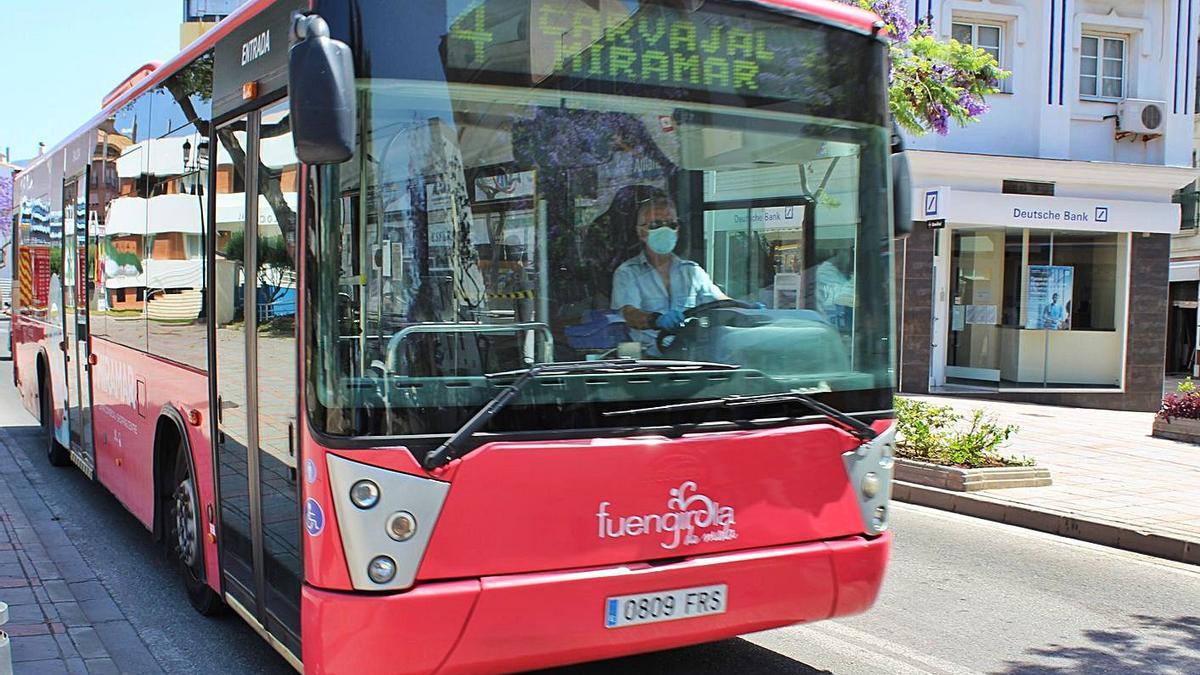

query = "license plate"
[[604, 584, 727, 628]]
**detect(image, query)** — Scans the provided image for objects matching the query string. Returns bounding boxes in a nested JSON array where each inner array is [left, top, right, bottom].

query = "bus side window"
[[146, 120, 208, 370], [104, 141, 149, 352]]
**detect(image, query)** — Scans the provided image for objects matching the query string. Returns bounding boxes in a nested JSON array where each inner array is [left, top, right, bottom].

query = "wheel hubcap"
[[174, 478, 199, 569]]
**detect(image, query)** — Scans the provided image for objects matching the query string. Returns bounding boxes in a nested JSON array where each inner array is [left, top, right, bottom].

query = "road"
[[2, 360, 1197, 674]]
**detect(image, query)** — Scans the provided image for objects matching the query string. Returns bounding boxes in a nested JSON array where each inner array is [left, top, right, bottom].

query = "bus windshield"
[[307, 0, 893, 440]]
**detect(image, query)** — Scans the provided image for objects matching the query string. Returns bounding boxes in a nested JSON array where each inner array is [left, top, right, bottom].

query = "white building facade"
[[897, 0, 1198, 411]]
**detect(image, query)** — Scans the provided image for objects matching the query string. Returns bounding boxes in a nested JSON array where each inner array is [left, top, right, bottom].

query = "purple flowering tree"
[[846, 0, 1009, 135], [0, 172, 12, 270]]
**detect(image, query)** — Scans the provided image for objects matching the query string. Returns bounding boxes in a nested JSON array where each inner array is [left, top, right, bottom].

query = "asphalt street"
[[2, 360, 1197, 674]]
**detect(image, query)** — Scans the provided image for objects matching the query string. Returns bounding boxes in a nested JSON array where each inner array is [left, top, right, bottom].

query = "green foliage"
[[889, 35, 1009, 135], [846, 0, 1009, 136], [893, 396, 1028, 468], [1178, 377, 1196, 394]]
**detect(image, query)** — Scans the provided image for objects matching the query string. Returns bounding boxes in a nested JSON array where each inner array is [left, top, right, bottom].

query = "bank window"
[[1080, 35, 1126, 100], [947, 229, 1125, 390]]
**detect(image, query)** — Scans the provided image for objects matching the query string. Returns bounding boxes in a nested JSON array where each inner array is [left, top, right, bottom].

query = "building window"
[[1002, 180, 1055, 196], [946, 228, 1126, 389], [952, 21, 1008, 92], [952, 22, 1001, 62], [1080, 35, 1126, 100]]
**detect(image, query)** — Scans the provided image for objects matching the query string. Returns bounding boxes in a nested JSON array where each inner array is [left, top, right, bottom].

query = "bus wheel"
[[170, 450, 223, 616], [41, 376, 70, 467]]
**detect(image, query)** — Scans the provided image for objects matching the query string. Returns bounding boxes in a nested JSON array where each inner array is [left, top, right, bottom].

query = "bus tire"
[[41, 372, 70, 467], [170, 447, 224, 616]]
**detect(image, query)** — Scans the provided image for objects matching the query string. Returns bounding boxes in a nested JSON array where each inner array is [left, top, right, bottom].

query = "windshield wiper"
[[422, 359, 737, 470], [602, 391, 878, 442]]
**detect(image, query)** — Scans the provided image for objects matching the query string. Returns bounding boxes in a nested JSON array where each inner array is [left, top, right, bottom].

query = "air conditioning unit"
[[1116, 99, 1166, 136]]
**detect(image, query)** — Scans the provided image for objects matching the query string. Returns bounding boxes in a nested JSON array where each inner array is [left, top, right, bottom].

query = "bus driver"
[[611, 192, 728, 355]]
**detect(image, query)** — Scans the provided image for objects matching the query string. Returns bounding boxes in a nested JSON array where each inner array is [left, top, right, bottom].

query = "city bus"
[[11, 0, 903, 671]]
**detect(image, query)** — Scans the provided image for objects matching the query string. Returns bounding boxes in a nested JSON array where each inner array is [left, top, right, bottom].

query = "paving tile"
[[43, 579, 73, 603], [91, 621, 164, 674], [67, 626, 108, 660], [77, 596, 125, 624], [83, 657, 121, 675], [1, 585, 37, 605], [53, 601, 90, 627], [11, 633, 63, 662], [12, 658, 73, 674]]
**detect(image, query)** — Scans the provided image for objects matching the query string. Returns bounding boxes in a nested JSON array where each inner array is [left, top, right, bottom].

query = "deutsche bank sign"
[[911, 188, 1180, 234]]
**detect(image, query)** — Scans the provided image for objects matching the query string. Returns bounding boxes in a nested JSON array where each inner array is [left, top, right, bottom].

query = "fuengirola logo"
[[597, 481, 737, 550]]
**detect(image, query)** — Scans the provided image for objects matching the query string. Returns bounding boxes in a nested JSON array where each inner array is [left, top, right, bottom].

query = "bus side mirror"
[[289, 14, 356, 165], [889, 121, 912, 237], [892, 152, 912, 237]]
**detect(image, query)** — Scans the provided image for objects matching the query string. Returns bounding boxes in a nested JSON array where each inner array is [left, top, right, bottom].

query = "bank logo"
[[597, 481, 737, 550], [1095, 206, 1109, 223], [924, 190, 940, 217]]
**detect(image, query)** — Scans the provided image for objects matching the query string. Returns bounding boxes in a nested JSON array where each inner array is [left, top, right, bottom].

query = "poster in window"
[[1026, 265, 1073, 330]]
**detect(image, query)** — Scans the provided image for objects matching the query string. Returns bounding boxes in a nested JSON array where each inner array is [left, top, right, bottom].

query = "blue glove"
[[655, 309, 686, 330], [753, 302, 767, 309]]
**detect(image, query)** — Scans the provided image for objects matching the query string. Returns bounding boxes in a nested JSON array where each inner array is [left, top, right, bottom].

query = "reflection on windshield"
[[309, 81, 891, 438]]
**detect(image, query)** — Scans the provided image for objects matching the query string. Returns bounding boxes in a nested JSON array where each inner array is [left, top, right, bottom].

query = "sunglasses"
[[639, 219, 680, 230]]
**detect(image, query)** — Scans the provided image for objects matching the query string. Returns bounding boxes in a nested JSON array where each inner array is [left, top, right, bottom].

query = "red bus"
[[13, 0, 902, 671]]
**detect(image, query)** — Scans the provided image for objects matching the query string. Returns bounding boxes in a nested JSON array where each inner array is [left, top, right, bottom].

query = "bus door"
[[211, 99, 302, 657], [62, 174, 95, 477]]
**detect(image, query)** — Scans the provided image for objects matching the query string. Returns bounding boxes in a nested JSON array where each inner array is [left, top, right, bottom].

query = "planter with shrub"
[[893, 397, 1051, 491], [1154, 377, 1200, 443]]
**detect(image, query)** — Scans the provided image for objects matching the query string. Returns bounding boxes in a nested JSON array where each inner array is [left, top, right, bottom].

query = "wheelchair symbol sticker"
[[305, 498, 325, 536]]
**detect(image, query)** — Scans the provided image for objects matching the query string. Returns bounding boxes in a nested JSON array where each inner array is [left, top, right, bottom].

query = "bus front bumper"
[[301, 532, 890, 674]]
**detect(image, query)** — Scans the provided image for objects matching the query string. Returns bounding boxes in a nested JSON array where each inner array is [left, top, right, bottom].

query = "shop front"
[[896, 152, 1193, 411]]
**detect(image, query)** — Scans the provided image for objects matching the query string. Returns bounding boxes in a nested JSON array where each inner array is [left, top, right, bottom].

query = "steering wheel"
[[655, 299, 760, 356]]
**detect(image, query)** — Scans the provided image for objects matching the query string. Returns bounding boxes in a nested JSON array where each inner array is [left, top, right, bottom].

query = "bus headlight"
[[327, 455, 450, 591], [386, 511, 417, 541], [368, 556, 397, 584], [861, 472, 880, 499], [841, 423, 895, 536], [349, 479, 380, 509]]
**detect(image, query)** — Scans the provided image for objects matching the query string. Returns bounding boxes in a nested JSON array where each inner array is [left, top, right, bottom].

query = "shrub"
[[893, 397, 1027, 468], [1158, 391, 1200, 421]]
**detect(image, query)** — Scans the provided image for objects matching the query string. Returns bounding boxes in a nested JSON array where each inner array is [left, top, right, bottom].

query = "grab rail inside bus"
[[384, 322, 553, 374]]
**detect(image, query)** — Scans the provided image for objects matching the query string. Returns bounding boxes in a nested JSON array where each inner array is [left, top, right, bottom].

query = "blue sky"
[[0, 2, 184, 162]]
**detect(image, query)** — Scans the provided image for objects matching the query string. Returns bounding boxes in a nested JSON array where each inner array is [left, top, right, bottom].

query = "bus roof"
[[750, 0, 883, 35], [17, 0, 883, 178]]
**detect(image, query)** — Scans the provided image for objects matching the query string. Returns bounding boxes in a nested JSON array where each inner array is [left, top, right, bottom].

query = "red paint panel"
[[441, 542, 839, 673], [419, 424, 866, 580], [12, 316, 50, 417], [301, 536, 888, 674], [300, 431, 354, 590], [828, 532, 892, 617], [89, 340, 210, 536], [301, 580, 480, 675]]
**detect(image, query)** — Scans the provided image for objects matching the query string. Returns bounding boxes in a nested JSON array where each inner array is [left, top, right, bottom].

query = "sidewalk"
[[0, 427, 163, 674], [895, 395, 1200, 564]]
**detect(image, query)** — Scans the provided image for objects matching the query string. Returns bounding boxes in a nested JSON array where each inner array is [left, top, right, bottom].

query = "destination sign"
[[446, 0, 837, 97]]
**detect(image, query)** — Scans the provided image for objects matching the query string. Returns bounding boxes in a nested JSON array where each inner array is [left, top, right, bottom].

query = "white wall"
[[903, 0, 1198, 168]]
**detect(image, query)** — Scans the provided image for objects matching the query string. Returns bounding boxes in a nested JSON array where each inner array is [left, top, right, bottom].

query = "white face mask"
[[647, 226, 677, 255]]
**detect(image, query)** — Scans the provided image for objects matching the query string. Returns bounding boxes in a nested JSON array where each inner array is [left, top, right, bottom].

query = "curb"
[[892, 481, 1200, 566]]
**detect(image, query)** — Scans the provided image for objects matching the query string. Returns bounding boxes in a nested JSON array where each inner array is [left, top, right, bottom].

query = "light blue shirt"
[[611, 252, 723, 353], [1042, 302, 1067, 328]]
